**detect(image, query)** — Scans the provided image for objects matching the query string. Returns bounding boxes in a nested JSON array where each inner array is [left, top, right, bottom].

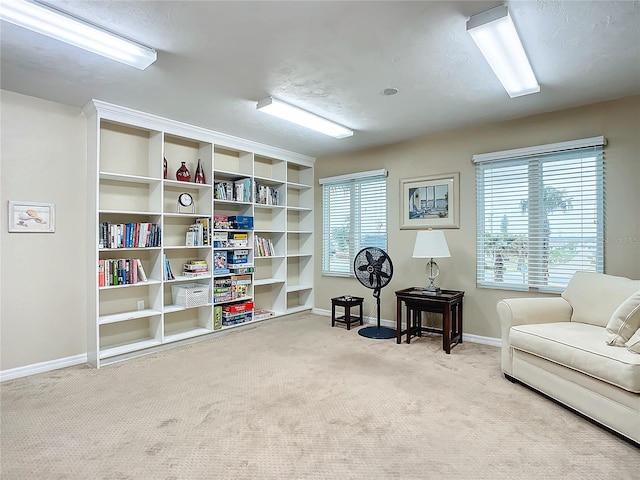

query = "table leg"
[[332, 302, 336, 327], [359, 301, 363, 325], [396, 298, 402, 344], [345, 305, 352, 330], [443, 305, 452, 354], [406, 306, 412, 344], [459, 301, 463, 344]]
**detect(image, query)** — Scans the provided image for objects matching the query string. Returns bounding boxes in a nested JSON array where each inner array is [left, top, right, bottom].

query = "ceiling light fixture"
[[257, 97, 353, 139], [466, 4, 539, 98], [0, 0, 157, 70]]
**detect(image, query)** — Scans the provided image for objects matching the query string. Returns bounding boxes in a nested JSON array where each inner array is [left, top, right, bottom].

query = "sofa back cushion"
[[561, 272, 640, 327]]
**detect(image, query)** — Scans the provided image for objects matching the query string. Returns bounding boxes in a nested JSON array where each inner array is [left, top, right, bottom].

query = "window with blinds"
[[320, 170, 387, 276], [474, 137, 604, 292]]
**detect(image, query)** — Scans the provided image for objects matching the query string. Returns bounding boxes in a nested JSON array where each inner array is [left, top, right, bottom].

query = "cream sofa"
[[497, 272, 640, 445]]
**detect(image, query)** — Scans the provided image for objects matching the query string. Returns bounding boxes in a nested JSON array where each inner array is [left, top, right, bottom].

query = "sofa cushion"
[[605, 290, 640, 346], [510, 322, 640, 392], [561, 272, 640, 327], [626, 329, 640, 354]]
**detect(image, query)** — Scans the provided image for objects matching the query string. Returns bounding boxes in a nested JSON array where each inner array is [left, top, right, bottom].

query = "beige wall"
[[314, 95, 640, 339], [1, 91, 87, 370], [1, 91, 638, 371]]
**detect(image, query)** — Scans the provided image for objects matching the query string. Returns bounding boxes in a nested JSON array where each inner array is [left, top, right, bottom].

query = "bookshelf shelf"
[[163, 327, 212, 343], [99, 308, 162, 325], [100, 172, 159, 183], [164, 303, 213, 313], [254, 278, 285, 286], [100, 339, 162, 360], [86, 100, 314, 368], [99, 279, 162, 290]]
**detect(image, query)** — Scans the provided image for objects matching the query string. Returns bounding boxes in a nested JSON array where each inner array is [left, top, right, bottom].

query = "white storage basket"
[[172, 283, 211, 308]]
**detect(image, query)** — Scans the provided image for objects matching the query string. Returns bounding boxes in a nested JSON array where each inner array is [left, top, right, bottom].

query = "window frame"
[[474, 137, 605, 293], [320, 169, 388, 277]]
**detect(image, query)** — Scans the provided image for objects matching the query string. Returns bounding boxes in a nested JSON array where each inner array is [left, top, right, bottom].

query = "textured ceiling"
[[1, 1, 639, 159]]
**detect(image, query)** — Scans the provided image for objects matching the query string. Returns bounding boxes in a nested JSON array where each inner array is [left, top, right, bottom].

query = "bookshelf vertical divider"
[[85, 100, 314, 368]]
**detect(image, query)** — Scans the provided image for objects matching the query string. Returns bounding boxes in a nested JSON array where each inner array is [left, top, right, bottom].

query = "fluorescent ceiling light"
[[257, 97, 353, 139], [0, 0, 157, 70], [467, 5, 539, 98]]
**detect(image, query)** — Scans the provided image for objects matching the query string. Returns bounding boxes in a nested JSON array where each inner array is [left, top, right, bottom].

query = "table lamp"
[[412, 229, 451, 293]]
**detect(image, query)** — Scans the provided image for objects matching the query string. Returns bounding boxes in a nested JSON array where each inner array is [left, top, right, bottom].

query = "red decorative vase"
[[176, 162, 191, 182], [194, 158, 206, 184], [163, 157, 168, 179]]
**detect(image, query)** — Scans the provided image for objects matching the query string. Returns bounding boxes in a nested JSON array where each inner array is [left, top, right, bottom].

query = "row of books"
[[100, 222, 161, 249], [191, 218, 211, 246], [186, 219, 211, 247], [254, 234, 276, 257], [214, 178, 252, 202], [255, 183, 280, 205], [98, 258, 148, 287]]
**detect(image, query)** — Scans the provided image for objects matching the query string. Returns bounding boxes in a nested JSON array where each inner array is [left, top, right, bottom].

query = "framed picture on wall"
[[400, 172, 459, 229], [7, 201, 55, 233]]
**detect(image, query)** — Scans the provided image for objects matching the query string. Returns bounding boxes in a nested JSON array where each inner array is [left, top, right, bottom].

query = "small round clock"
[[178, 193, 193, 207]]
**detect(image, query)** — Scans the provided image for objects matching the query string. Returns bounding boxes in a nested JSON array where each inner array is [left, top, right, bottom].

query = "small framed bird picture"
[[8, 201, 55, 233]]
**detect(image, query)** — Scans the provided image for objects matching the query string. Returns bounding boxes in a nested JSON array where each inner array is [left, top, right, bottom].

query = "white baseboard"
[[313, 307, 501, 347], [1, 353, 87, 382], [462, 333, 501, 347]]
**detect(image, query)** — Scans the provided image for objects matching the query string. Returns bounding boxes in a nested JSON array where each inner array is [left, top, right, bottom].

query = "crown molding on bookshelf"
[[82, 99, 315, 166]]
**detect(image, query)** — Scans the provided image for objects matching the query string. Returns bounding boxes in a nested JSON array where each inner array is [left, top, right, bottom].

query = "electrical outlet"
[[137, 300, 144, 311]]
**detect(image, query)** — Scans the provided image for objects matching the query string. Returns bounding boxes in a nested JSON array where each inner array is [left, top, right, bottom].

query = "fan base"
[[358, 326, 396, 339]]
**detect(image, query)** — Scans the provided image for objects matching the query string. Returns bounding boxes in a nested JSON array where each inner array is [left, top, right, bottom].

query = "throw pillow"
[[605, 290, 640, 346], [626, 329, 640, 354]]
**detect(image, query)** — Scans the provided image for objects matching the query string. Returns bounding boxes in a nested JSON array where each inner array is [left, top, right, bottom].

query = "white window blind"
[[475, 137, 604, 292], [321, 170, 387, 276]]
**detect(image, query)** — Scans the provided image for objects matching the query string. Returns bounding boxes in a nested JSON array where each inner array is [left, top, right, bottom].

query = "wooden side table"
[[395, 288, 464, 354], [331, 296, 364, 330]]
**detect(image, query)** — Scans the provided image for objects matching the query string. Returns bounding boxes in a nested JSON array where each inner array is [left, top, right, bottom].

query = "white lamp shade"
[[412, 230, 450, 258]]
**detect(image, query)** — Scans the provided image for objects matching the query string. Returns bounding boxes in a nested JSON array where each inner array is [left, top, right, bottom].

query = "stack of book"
[[229, 232, 248, 247], [213, 215, 232, 229], [231, 274, 252, 299], [183, 260, 209, 278], [213, 278, 232, 303], [213, 231, 229, 247], [227, 249, 249, 265]]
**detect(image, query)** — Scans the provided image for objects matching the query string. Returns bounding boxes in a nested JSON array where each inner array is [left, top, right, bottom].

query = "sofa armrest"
[[497, 297, 572, 374]]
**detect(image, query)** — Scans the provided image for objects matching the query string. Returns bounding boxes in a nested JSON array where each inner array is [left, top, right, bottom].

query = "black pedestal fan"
[[353, 247, 395, 339]]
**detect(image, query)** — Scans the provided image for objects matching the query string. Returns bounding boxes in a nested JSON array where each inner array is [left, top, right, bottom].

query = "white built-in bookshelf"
[[85, 100, 314, 367]]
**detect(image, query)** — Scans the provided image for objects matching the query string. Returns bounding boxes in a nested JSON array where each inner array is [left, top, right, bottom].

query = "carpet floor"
[[1, 312, 638, 479]]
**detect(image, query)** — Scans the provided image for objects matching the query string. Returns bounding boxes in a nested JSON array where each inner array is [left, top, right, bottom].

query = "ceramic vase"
[[176, 162, 191, 182], [163, 157, 168, 179], [194, 158, 206, 184]]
